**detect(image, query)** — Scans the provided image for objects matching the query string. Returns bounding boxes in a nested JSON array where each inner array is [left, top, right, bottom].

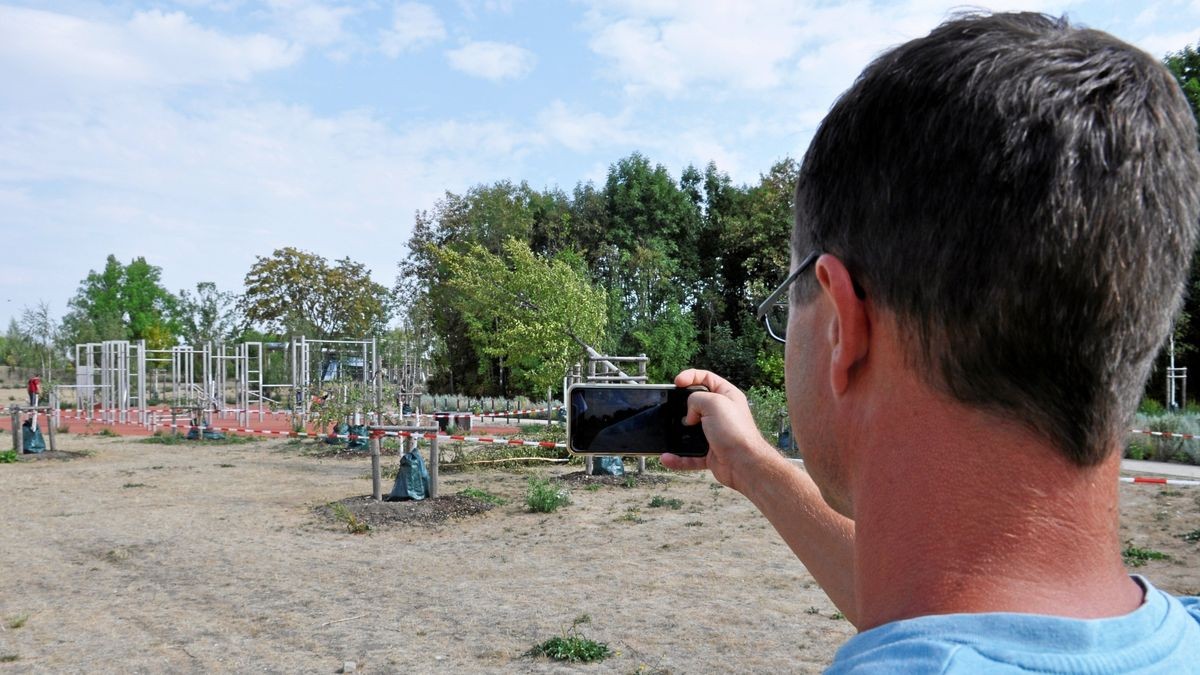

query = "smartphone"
[[566, 384, 708, 457]]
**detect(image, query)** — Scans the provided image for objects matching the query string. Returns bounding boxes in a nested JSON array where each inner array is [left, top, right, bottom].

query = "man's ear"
[[814, 254, 870, 395]]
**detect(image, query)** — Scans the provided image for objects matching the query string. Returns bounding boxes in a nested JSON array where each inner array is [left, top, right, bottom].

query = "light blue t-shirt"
[[828, 577, 1200, 673]]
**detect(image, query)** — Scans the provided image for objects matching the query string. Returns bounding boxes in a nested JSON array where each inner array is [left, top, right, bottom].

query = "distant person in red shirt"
[[27, 376, 41, 407]]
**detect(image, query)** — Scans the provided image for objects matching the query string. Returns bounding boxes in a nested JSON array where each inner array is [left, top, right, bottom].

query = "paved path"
[[1121, 459, 1200, 479]]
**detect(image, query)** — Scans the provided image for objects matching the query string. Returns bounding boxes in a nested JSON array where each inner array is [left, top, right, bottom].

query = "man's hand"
[[661, 368, 786, 495]]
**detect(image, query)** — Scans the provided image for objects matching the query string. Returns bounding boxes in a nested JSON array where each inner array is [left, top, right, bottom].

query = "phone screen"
[[567, 385, 708, 457]]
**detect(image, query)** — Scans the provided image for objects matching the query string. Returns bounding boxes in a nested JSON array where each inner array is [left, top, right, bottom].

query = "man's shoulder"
[[828, 586, 1200, 674]]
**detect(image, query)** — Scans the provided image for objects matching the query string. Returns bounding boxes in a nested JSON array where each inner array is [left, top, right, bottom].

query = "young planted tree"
[[436, 238, 607, 396]]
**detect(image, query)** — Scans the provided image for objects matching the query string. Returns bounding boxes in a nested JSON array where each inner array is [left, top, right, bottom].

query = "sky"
[[1, 0, 1197, 331]]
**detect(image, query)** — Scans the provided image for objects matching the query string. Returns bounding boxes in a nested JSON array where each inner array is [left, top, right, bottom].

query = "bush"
[[1138, 398, 1166, 416], [746, 385, 787, 439], [528, 615, 610, 663], [526, 477, 570, 513]]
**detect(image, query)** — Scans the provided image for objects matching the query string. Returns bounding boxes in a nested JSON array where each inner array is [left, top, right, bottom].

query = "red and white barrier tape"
[[159, 424, 567, 449], [1130, 428, 1200, 441]]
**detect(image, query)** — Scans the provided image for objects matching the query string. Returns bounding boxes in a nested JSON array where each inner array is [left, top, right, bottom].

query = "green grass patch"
[[1179, 529, 1200, 543], [529, 615, 610, 664], [583, 483, 603, 492], [526, 477, 570, 513], [648, 495, 683, 510], [1122, 544, 1170, 567], [97, 428, 120, 437], [458, 487, 508, 505], [0, 450, 17, 463], [141, 431, 262, 445], [6, 614, 28, 629]]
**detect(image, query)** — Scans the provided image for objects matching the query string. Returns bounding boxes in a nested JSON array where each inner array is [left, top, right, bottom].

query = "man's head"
[[791, 12, 1200, 466]]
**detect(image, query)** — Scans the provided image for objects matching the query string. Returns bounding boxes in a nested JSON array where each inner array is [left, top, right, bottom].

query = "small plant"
[[0, 450, 17, 464], [1138, 397, 1166, 416], [684, 520, 703, 527], [526, 477, 570, 513], [804, 607, 821, 615], [57, 424, 70, 434], [217, 463, 235, 468], [584, 483, 603, 492], [1122, 544, 1169, 567], [622, 475, 637, 488], [830, 611, 846, 621], [1179, 529, 1200, 543], [329, 502, 370, 534], [97, 428, 120, 437], [648, 495, 683, 510], [459, 487, 507, 505], [0, 654, 18, 663], [616, 507, 645, 524], [529, 615, 611, 664], [122, 482, 149, 489], [6, 614, 29, 629]]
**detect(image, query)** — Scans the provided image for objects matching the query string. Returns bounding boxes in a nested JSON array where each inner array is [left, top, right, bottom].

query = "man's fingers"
[[661, 453, 708, 472], [675, 369, 746, 403]]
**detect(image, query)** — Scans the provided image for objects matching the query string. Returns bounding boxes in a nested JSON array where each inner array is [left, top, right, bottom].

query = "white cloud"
[[0, 6, 300, 91], [265, 0, 357, 49], [536, 101, 636, 152], [381, 2, 446, 56], [446, 40, 535, 80]]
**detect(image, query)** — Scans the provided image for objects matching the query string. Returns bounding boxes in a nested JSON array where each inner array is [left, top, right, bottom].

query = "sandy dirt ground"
[[2, 433, 1199, 674]]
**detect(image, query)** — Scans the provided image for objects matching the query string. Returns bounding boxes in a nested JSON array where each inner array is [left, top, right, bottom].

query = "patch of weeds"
[[709, 483, 724, 491], [150, 465, 164, 470], [57, 424, 70, 434], [830, 611, 846, 621], [458, 487, 507, 505], [217, 463, 235, 468], [584, 483, 603, 492], [526, 477, 570, 513], [329, 502, 370, 534], [122, 482, 149, 489], [6, 614, 29, 629], [648, 495, 683, 510], [622, 476, 637, 488], [0, 654, 18, 663], [1154, 510, 1169, 523], [1156, 489, 1184, 498], [1179, 529, 1200, 543], [684, 520, 703, 527], [804, 607, 821, 615], [97, 428, 120, 437], [616, 507, 646, 524], [528, 615, 610, 664], [1123, 544, 1170, 567], [0, 450, 17, 463]]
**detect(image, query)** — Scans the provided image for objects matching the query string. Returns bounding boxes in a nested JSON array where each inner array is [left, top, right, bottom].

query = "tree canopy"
[[242, 247, 391, 339]]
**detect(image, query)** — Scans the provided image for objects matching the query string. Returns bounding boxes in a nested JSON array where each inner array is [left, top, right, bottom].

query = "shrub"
[[529, 616, 610, 663], [746, 385, 788, 438], [1138, 398, 1166, 416], [649, 495, 683, 510], [526, 477, 570, 513]]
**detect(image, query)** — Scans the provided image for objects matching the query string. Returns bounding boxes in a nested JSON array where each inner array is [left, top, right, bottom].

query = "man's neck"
[[849, 395, 1142, 630]]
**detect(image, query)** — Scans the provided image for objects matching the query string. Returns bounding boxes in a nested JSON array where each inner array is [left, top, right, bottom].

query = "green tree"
[[242, 247, 391, 339], [630, 300, 699, 382], [20, 301, 60, 380], [175, 282, 240, 347], [60, 255, 178, 349], [1165, 43, 1200, 137], [436, 238, 607, 395]]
